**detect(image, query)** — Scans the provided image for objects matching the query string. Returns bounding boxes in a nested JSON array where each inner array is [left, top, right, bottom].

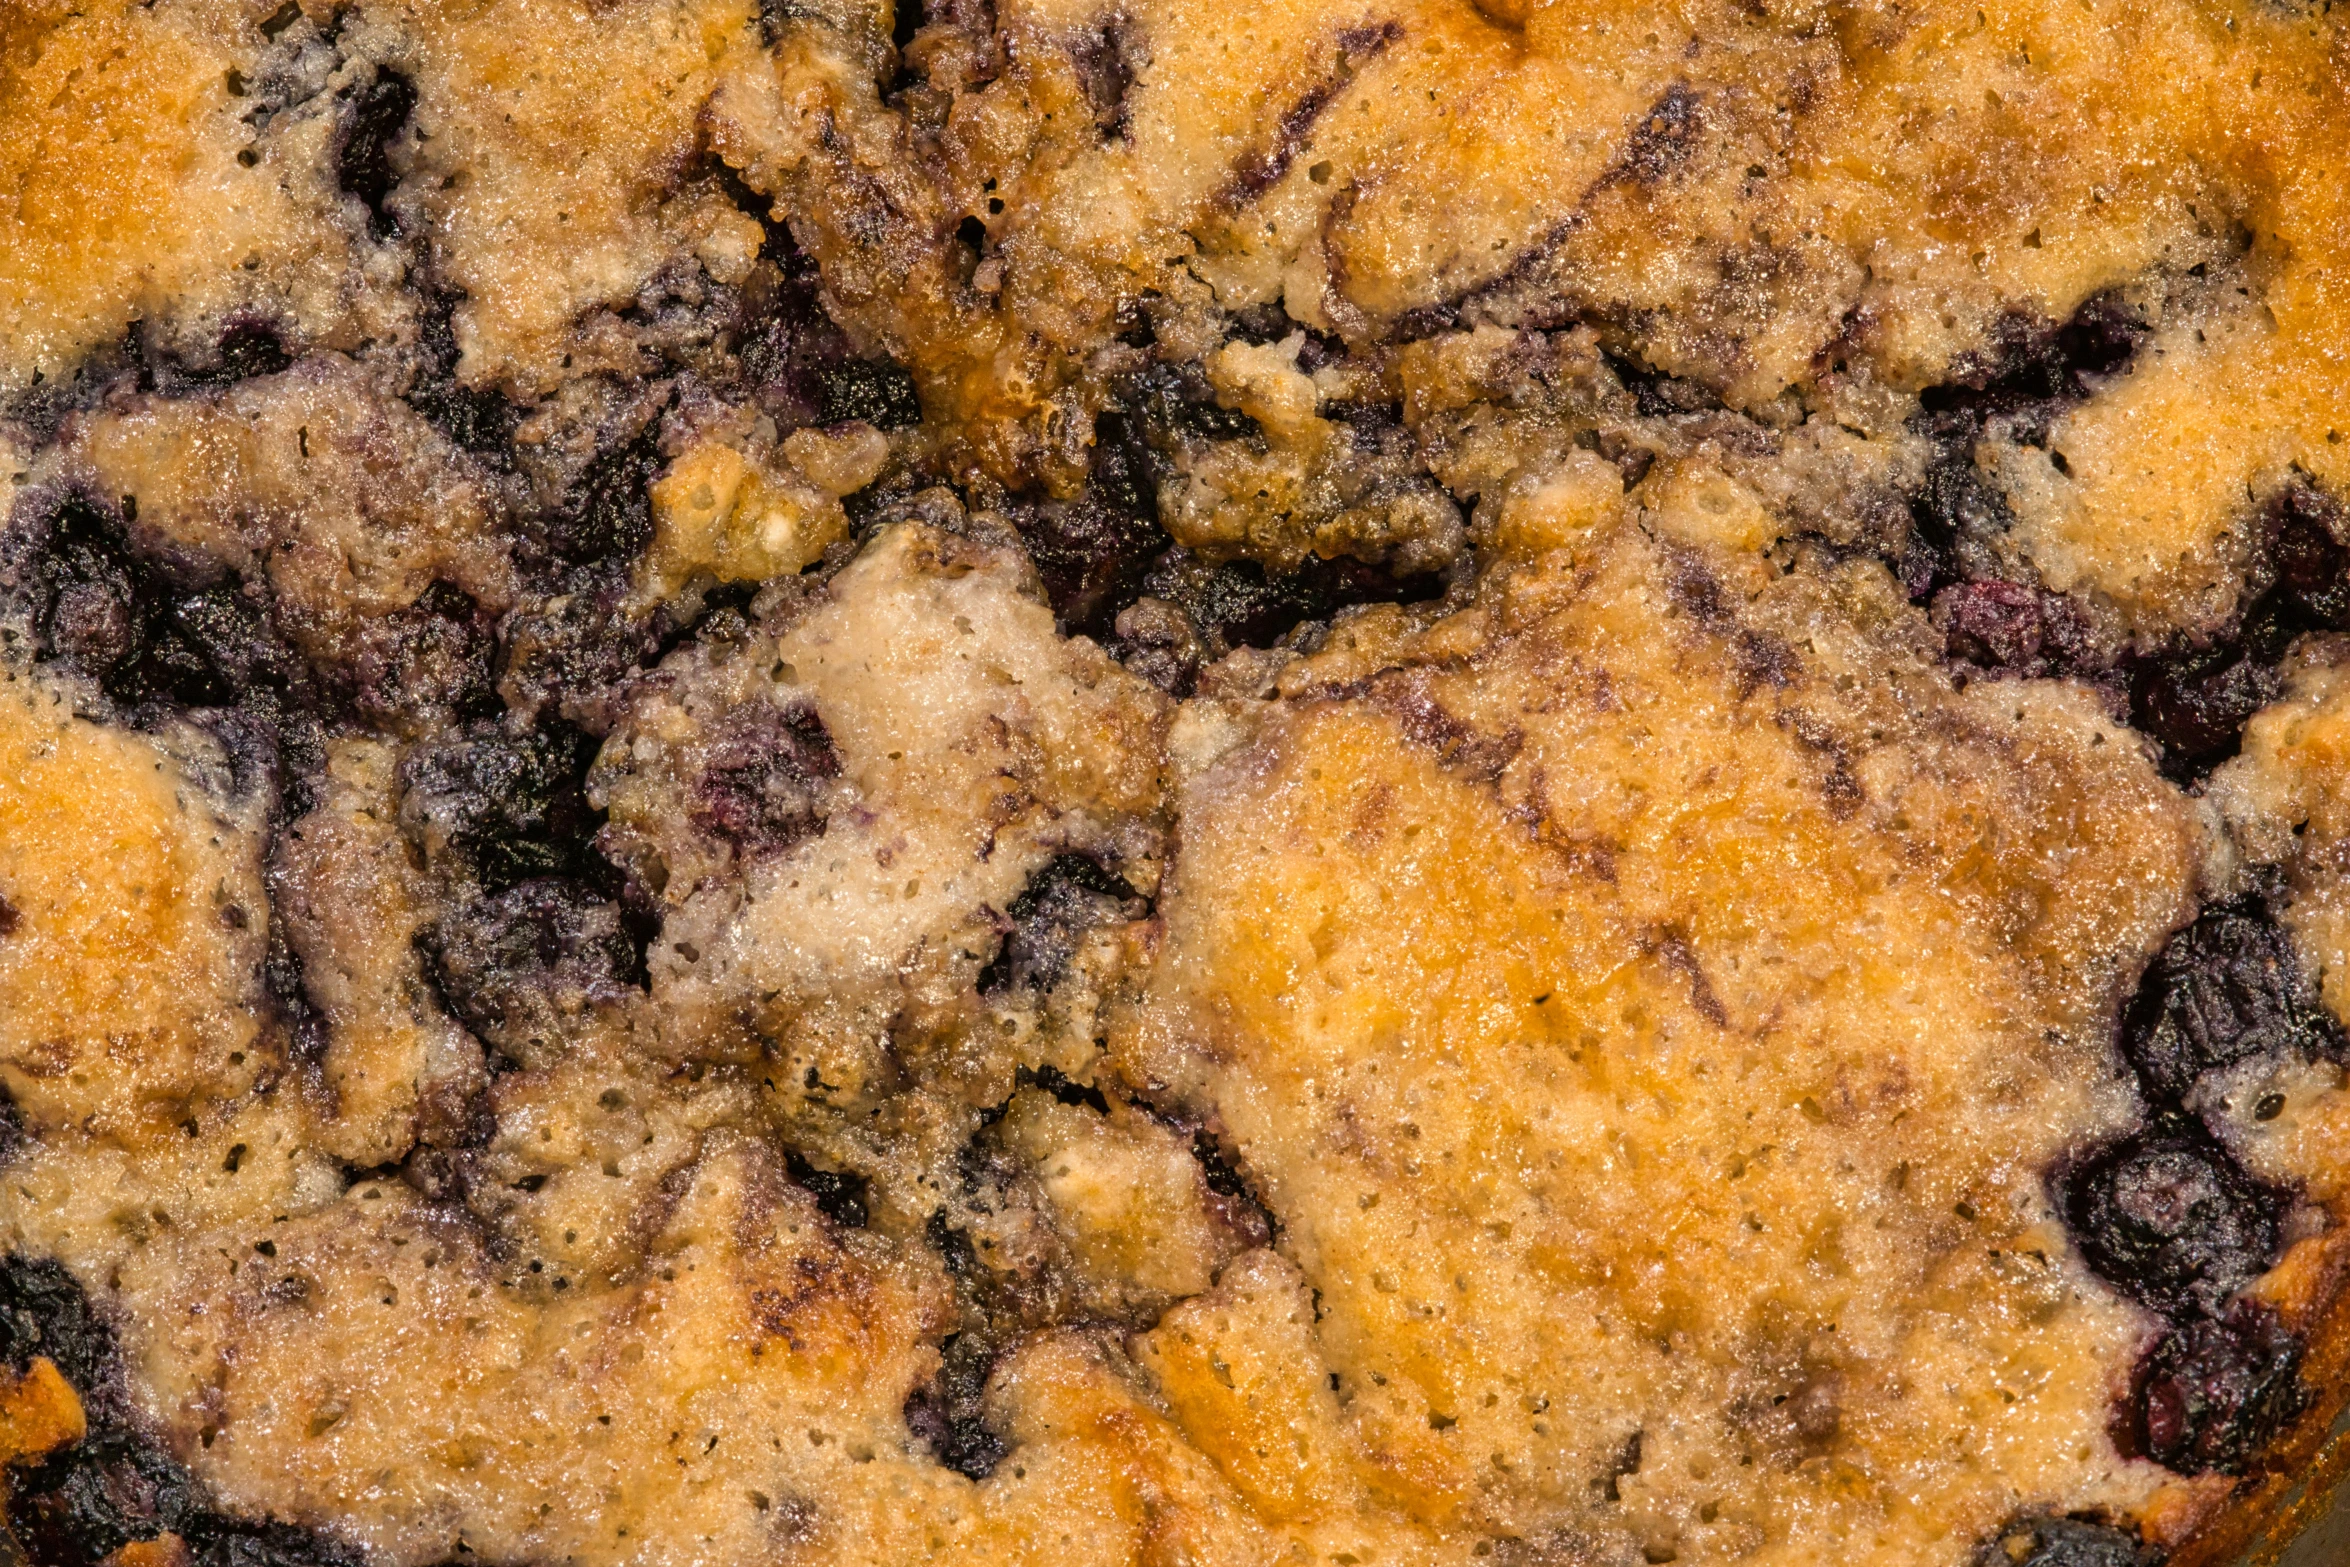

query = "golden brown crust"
[[5, 0, 2350, 1562]]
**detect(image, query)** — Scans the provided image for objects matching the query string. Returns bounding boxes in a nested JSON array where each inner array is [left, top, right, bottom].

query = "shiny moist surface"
[[4, 1, 2350, 1565]]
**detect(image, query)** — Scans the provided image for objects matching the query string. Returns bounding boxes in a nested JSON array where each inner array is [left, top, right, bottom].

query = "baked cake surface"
[[4, 1, 2350, 1564]]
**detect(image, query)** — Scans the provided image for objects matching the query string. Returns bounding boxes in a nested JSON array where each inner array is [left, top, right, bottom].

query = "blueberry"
[[2126, 484, 2350, 781], [2058, 1113, 2287, 1319], [421, 878, 643, 1054], [10, 1429, 196, 1567], [348, 582, 499, 732], [976, 855, 1145, 997], [396, 721, 605, 891], [688, 700, 840, 858], [1973, 1516, 2156, 1567], [336, 70, 416, 239], [782, 1152, 869, 1228], [2126, 1301, 2308, 1475], [539, 423, 664, 567], [2123, 902, 2346, 1106], [903, 1332, 1004, 1480], [816, 359, 922, 430]]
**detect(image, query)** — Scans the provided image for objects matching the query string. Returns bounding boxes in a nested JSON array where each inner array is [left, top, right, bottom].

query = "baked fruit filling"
[[4, 1, 2350, 1564]]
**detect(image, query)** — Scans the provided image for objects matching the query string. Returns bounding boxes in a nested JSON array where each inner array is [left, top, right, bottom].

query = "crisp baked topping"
[[5, 1, 2350, 1564]]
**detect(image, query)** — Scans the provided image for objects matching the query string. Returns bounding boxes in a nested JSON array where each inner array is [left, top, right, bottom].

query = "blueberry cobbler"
[[5, 2, 2350, 1565]]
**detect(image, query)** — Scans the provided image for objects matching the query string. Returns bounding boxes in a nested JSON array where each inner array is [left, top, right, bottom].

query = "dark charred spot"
[[421, 878, 645, 1055], [817, 358, 923, 430], [540, 421, 665, 567], [1972, 1516, 2157, 1567], [783, 1151, 870, 1228], [2057, 1112, 2287, 1319], [336, 69, 417, 239], [1067, 15, 1139, 138], [689, 700, 840, 858], [904, 1332, 1005, 1479], [0, 895, 17, 939], [977, 855, 1145, 997], [2123, 1299, 2308, 1476], [2126, 482, 2350, 782], [2123, 897, 2348, 1107]]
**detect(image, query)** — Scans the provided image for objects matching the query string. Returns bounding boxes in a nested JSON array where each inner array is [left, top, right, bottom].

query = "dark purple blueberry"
[[405, 290, 519, 462], [539, 423, 664, 567], [903, 1332, 1004, 1479], [203, 321, 294, 384], [2127, 484, 2350, 781], [1143, 548, 1448, 654], [1009, 406, 1170, 640], [421, 877, 643, 1053], [1214, 21, 1398, 205], [817, 359, 923, 430], [1601, 81, 1703, 188], [977, 855, 1145, 997], [2127, 642, 2285, 781], [1122, 360, 1261, 444], [783, 1151, 870, 1228], [336, 69, 416, 239], [2124, 901, 2347, 1106], [182, 1518, 366, 1567], [925, 1209, 981, 1281], [9, 1430, 197, 1567], [0, 1257, 118, 1407], [1921, 292, 2147, 424], [349, 582, 500, 731], [2058, 1114, 2287, 1319], [733, 255, 861, 430], [689, 700, 840, 857], [1067, 16, 1139, 138], [2124, 1300, 2307, 1476], [396, 721, 606, 891], [1014, 1063, 1111, 1113], [495, 569, 661, 722], [1972, 1517, 2157, 1567], [16, 493, 309, 720], [1602, 348, 1721, 418]]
